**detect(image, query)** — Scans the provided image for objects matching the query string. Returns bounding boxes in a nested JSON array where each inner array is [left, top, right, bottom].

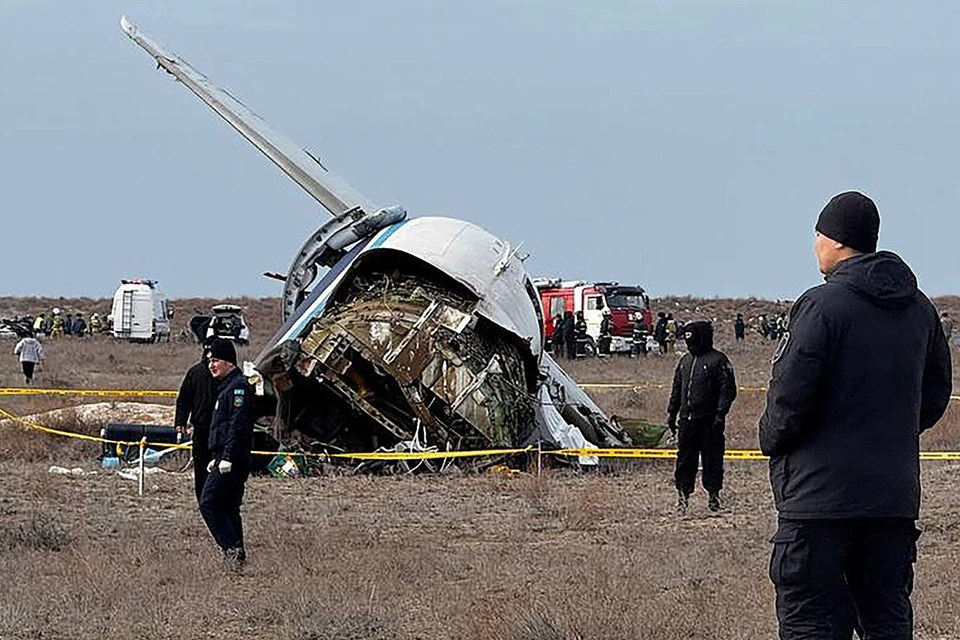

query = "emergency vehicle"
[[109, 279, 172, 342], [533, 279, 651, 355]]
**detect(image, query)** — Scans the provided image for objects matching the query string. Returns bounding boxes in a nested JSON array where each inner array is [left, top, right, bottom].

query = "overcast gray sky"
[[2, 1, 958, 300]]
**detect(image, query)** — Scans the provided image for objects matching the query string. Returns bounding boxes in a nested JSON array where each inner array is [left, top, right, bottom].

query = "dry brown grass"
[[0, 295, 959, 639]]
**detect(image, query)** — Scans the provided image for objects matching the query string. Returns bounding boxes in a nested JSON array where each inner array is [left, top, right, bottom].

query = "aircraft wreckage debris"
[[121, 16, 632, 471]]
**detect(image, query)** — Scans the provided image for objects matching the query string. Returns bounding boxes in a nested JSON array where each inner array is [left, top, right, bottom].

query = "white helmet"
[[52, 307, 61, 315]]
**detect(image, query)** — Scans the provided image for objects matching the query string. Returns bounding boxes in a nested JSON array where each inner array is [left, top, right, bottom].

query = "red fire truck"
[[533, 278, 651, 355]]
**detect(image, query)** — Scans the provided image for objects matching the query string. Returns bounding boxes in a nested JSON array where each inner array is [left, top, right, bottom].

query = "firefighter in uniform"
[[760, 192, 952, 638], [175, 341, 219, 505], [666, 320, 736, 514], [598, 308, 612, 356], [199, 338, 255, 570]]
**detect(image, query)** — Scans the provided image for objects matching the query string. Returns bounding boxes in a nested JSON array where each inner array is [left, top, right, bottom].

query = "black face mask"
[[683, 321, 714, 356]]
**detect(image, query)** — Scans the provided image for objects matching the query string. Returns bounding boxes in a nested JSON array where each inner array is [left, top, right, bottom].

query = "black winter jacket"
[[759, 251, 952, 519], [667, 321, 737, 424], [208, 368, 256, 466], [174, 360, 219, 435]]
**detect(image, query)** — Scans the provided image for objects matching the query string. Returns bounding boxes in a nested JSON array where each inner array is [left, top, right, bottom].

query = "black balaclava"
[[683, 320, 714, 356]]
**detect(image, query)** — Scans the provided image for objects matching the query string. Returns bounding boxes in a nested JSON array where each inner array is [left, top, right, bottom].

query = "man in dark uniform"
[[200, 338, 256, 571], [653, 312, 668, 354], [551, 313, 565, 358], [174, 342, 219, 505], [562, 311, 576, 360], [759, 191, 952, 638], [666, 320, 737, 514]]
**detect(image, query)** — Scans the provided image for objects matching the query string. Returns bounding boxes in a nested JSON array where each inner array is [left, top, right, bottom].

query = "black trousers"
[[199, 465, 249, 552], [674, 416, 724, 495], [770, 518, 919, 640], [564, 339, 576, 360], [191, 432, 211, 506], [21, 361, 35, 382]]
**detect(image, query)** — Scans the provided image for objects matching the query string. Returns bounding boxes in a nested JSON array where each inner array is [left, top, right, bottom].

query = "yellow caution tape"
[[545, 448, 960, 461], [0, 387, 178, 398], [3, 386, 958, 405], [579, 383, 960, 403], [0, 406, 191, 450], [0, 405, 531, 460], [546, 448, 768, 460]]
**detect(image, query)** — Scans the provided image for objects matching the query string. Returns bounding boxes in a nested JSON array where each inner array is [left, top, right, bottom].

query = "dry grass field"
[[0, 296, 959, 639]]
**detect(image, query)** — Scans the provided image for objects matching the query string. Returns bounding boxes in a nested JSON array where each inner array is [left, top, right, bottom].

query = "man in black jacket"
[[759, 191, 952, 638], [666, 320, 737, 514], [174, 342, 219, 505], [199, 338, 256, 571]]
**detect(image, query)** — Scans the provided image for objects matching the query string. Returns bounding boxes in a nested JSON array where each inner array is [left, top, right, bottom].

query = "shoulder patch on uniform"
[[233, 394, 244, 407], [772, 331, 790, 364], [234, 388, 245, 395]]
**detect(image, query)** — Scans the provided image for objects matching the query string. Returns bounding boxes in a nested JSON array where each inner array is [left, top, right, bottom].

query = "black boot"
[[708, 491, 721, 512], [224, 547, 246, 572]]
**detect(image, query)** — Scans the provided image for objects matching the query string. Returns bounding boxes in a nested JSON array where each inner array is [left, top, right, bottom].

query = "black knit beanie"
[[205, 338, 237, 366], [815, 191, 880, 253]]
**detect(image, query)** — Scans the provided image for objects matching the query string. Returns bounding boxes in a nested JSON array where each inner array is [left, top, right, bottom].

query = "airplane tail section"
[[119, 16, 375, 218]]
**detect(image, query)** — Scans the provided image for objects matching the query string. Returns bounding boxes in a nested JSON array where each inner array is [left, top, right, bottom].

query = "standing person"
[[664, 314, 677, 353], [199, 338, 256, 571], [653, 312, 668, 354], [73, 313, 87, 338], [89, 312, 103, 335], [733, 313, 745, 342], [598, 308, 612, 356], [759, 191, 952, 638], [666, 320, 737, 514], [941, 311, 954, 342], [64, 313, 74, 337], [13, 335, 43, 384], [175, 342, 220, 506], [50, 309, 64, 339], [550, 313, 565, 357], [562, 311, 576, 360], [32, 314, 44, 336], [758, 314, 770, 339], [774, 312, 787, 340]]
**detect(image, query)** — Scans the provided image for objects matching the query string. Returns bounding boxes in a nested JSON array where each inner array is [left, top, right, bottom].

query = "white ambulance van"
[[110, 279, 172, 342]]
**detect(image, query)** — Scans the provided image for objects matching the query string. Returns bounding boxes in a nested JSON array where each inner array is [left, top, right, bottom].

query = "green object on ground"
[[614, 418, 669, 447], [267, 454, 302, 478]]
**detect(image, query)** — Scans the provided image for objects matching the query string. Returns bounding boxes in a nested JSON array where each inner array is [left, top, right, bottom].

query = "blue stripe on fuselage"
[[270, 220, 408, 345]]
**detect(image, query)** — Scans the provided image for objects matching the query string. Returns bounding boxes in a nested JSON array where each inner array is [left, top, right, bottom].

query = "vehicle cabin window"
[[549, 297, 566, 318], [586, 296, 604, 311]]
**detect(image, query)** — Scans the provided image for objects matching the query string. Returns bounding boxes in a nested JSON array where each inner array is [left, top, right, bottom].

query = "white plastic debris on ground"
[[48, 466, 98, 477], [537, 387, 599, 466], [117, 467, 168, 482]]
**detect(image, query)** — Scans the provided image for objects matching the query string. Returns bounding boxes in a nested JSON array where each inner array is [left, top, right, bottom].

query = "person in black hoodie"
[[174, 341, 219, 505], [759, 191, 952, 638], [666, 320, 737, 514]]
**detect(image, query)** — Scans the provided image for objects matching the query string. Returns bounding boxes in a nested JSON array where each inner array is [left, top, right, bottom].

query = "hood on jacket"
[[826, 251, 918, 309], [683, 320, 714, 356]]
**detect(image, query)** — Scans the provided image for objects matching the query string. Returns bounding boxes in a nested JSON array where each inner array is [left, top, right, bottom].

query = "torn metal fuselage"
[[257, 217, 546, 461]]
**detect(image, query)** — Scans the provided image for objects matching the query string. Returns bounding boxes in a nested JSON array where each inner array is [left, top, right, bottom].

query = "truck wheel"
[[581, 338, 597, 358]]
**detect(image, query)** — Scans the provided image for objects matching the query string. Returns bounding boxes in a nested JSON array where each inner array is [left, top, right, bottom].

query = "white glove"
[[217, 460, 233, 474], [206, 459, 216, 473]]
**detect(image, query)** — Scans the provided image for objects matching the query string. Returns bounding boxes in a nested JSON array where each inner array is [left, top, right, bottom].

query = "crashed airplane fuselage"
[[120, 17, 630, 463]]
